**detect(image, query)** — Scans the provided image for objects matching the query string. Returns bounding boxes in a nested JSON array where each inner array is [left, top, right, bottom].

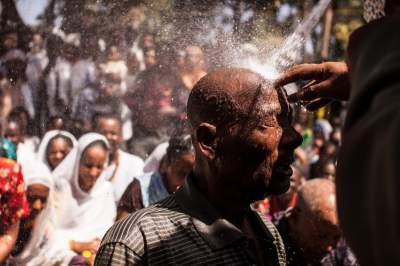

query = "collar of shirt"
[[175, 173, 276, 251]]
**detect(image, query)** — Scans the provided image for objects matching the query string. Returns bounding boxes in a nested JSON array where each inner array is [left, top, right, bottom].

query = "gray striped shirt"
[[95, 175, 286, 266]]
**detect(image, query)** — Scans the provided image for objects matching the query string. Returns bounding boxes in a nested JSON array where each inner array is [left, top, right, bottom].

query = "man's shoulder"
[[101, 195, 185, 245]]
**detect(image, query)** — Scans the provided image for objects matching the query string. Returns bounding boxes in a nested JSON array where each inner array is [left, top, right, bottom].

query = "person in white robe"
[[52, 133, 116, 254]]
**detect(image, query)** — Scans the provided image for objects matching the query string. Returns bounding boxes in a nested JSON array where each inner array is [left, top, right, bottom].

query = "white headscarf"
[[11, 162, 76, 266], [53, 133, 117, 243], [36, 130, 78, 172]]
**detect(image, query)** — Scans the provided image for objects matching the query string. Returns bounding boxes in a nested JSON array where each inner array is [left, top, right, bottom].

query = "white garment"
[[46, 57, 72, 116], [17, 142, 39, 179], [143, 142, 168, 173], [70, 59, 97, 99], [102, 149, 144, 203], [36, 130, 78, 171], [10, 162, 75, 266], [53, 133, 116, 243]]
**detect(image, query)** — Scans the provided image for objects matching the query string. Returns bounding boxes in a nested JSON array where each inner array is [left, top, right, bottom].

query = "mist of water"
[[234, 0, 332, 85]]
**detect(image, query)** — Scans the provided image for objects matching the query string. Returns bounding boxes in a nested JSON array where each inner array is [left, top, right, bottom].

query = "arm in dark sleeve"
[[337, 16, 400, 266]]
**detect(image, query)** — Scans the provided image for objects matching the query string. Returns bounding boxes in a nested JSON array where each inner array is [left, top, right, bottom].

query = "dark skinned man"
[[95, 68, 302, 266]]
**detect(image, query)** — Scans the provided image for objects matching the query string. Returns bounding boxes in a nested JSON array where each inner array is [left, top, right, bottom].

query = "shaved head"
[[187, 68, 280, 130], [289, 178, 340, 263], [297, 178, 337, 223], [187, 68, 302, 206]]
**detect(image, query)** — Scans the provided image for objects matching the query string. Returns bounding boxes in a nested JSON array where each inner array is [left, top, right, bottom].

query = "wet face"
[[78, 144, 107, 192], [165, 152, 195, 193], [216, 86, 302, 201], [5, 121, 23, 146], [96, 117, 122, 155], [26, 184, 49, 221], [47, 137, 73, 170]]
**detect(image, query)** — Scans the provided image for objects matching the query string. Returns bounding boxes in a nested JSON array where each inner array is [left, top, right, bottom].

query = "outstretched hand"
[[274, 62, 350, 111]]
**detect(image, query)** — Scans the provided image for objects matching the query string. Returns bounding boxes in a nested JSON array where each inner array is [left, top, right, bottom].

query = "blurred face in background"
[[108, 46, 122, 61], [26, 183, 49, 229], [47, 136, 73, 170], [144, 49, 157, 68], [96, 117, 122, 156], [163, 152, 195, 193], [78, 144, 108, 192], [99, 76, 122, 98], [184, 46, 204, 70], [5, 120, 23, 146], [3, 32, 18, 50]]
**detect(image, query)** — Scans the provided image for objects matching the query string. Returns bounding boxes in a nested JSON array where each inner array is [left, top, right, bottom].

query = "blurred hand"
[[274, 62, 350, 111]]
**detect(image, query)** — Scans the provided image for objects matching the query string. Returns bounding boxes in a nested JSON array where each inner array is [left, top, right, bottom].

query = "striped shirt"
[[95, 175, 286, 266]]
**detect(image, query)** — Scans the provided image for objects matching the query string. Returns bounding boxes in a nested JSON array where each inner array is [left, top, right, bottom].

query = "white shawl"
[[36, 130, 78, 172], [54, 133, 116, 243], [10, 162, 75, 266]]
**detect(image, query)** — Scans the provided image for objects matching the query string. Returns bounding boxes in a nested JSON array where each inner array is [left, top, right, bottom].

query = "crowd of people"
[[3, 0, 397, 265]]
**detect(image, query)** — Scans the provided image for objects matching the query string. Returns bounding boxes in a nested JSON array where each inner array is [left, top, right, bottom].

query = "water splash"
[[235, 0, 332, 82]]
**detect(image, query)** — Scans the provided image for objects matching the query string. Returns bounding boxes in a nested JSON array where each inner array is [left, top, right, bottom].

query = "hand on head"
[[274, 62, 350, 111]]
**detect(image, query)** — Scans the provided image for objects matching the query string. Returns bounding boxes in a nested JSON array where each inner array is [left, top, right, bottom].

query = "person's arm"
[[0, 221, 20, 263]]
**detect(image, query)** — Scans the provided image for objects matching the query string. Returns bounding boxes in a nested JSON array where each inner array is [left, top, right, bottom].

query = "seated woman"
[[0, 156, 29, 263], [36, 130, 77, 171], [8, 162, 79, 266], [54, 133, 116, 256], [130, 135, 194, 203]]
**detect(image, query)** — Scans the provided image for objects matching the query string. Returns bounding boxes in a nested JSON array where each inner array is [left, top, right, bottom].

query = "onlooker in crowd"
[[0, 157, 30, 263], [36, 130, 77, 172], [275, 178, 357, 266], [8, 162, 78, 266], [74, 72, 132, 141], [93, 113, 144, 203], [5, 118, 37, 175], [96, 68, 302, 265], [25, 32, 48, 113], [53, 133, 116, 256], [137, 134, 194, 207]]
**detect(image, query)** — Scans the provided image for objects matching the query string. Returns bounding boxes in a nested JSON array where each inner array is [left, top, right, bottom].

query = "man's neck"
[[192, 169, 249, 226]]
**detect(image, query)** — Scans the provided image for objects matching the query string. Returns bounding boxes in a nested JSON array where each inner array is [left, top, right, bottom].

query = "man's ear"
[[196, 123, 217, 160]]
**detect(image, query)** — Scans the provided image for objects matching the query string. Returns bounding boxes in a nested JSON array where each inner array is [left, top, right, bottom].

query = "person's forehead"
[[248, 87, 281, 117]]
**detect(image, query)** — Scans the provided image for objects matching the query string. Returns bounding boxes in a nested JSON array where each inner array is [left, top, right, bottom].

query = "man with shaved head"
[[96, 68, 302, 266], [276, 179, 358, 266]]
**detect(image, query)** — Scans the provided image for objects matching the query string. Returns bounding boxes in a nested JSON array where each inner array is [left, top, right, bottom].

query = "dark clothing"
[[95, 174, 286, 265], [337, 16, 400, 266], [276, 215, 358, 266], [117, 178, 144, 214]]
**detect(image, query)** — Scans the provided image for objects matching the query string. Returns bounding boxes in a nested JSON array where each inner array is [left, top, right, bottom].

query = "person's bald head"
[[187, 68, 302, 204], [187, 68, 278, 130], [297, 178, 337, 222], [288, 178, 340, 263]]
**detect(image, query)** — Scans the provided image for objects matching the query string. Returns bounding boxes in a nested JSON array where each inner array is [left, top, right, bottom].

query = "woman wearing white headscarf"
[[36, 130, 77, 172], [8, 161, 76, 266], [53, 133, 116, 255]]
